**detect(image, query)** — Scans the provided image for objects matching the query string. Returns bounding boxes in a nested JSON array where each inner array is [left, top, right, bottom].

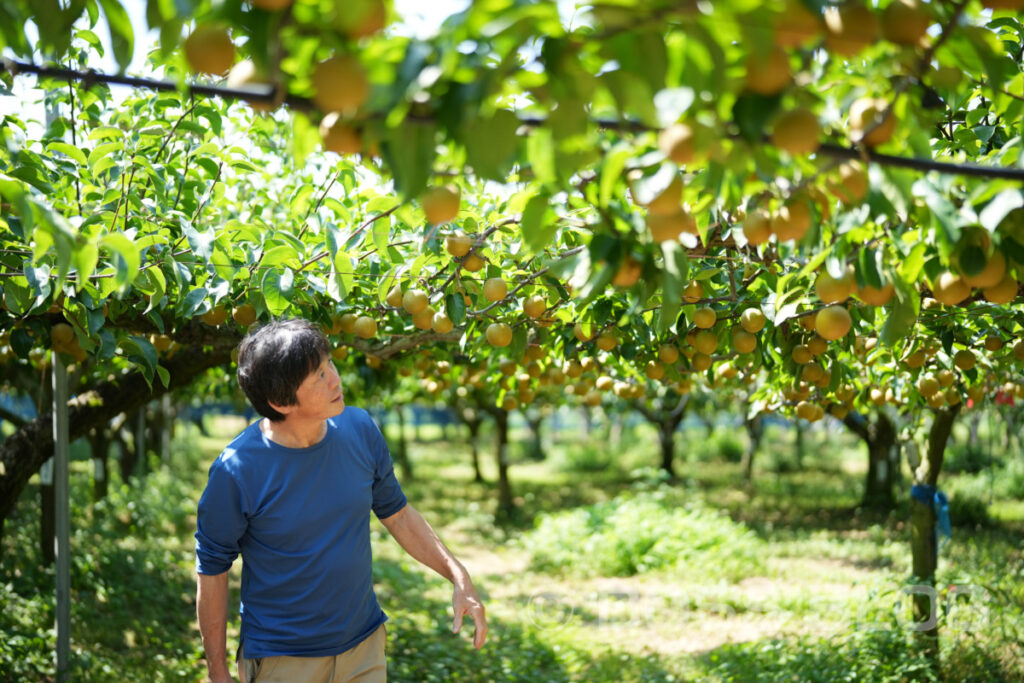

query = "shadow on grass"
[[376, 558, 680, 683]]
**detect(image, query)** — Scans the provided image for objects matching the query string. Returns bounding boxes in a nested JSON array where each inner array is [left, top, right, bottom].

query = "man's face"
[[291, 355, 345, 420]]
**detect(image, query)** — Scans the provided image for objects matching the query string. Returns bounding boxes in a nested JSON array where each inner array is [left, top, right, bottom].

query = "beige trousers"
[[239, 625, 386, 683]]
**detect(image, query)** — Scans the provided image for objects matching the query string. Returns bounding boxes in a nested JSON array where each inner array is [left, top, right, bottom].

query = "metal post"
[[52, 351, 70, 682]]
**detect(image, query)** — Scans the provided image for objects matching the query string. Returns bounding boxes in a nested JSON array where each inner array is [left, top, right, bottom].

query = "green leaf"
[[600, 69, 658, 126], [629, 164, 678, 207], [899, 242, 927, 283], [373, 219, 390, 255], [653, 87, 695, 128], [880, 290, 918, 347], [857, 248, 883, 290], [74, 240, 98, 287], [46, 141, 87, 166], [184, 223, 216, 261], [288, 112, 318, 168], [446, 292, 466, 325], [97, 0, 134, 71], [659, 242, 687, 335], [463, 109, 520, 181], [509, 324, 528, 361], [526, 127, 557, 186], [366, 195, 399, 214], [261, 244, 301, 269], [120, 336, 157, 384], [607, 30, 667, 95], [732, 92, 781, 143], [599, 144, 631, 208], [8, 164, 54, 195], [964, 26, 1015, 94], [547, 97, 588, 141], [100, 232, 141, 291], [179, 287, 209, 319], [383, 120, 437, 199], [979, 189, 1024, 232], [24, 265, 52, 309], [915, 178, 959, 245], [88, 141, 122, 172], [262, 267, 294, 316], [520, 192, 553, 254], [88, 126, 124, 141], [959, 245, 986, 277]]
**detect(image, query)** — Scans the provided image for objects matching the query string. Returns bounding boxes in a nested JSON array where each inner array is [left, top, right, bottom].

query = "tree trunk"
[[159, 394, 172, 463], [700, 414, 715, 440], [609, 415, 623, 451], [793, 420, 805, 468], [134, 406, 148, 478], [493, 409, 515, 521], [526, 414, 544, 461], [1004, 410, 1020, 457], [863, 413, 897, 510], [842, 410, 898, 511], [741, 414, 763, 482], [392, 407, 413, 482], [636, 397, 689, 480], [89, 428, 110, 502], [658, 424, 676, 479], [967, 412, 981, 451], [118, 423, 136, 483], [910, 406, 960, 669], [580, 407, 593, 438], [467, 417, 484, 483]]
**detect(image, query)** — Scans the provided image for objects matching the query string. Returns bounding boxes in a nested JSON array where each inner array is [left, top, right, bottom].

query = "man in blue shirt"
[[195, 319, 487, 682]]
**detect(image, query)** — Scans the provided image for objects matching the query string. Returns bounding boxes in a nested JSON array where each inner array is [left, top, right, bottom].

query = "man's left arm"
[[379, 503, 487, 649]]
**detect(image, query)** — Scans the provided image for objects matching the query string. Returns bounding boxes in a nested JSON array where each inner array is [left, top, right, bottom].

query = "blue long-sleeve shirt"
[[195, 407, 407, 658]]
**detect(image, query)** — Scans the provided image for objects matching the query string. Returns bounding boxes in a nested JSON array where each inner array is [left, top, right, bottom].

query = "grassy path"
[[2, 416, 1022, 681]]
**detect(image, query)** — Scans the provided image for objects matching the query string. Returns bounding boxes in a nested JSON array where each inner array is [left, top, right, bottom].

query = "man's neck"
[[260, 416, 328, 449]]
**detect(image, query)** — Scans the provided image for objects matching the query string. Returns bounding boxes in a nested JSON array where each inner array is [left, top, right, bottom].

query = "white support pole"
[[52, 351, 70, 682]]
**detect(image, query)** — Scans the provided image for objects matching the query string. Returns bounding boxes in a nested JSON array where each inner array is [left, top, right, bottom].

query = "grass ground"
[[1, 409, 1023, 681]]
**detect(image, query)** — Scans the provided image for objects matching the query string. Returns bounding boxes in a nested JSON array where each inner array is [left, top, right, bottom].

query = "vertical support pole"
[[52, 351, 71, 681]]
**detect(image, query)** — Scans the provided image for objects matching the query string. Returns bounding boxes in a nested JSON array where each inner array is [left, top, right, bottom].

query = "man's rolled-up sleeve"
[[195, 460, 248, 575], [368, 420, 407, 520]]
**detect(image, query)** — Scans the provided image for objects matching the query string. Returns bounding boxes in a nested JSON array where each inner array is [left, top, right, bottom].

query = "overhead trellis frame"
[[3, 58, 1024, 184]]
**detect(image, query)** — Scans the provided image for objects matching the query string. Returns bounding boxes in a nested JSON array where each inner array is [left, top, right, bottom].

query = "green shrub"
[[996, 456, 1024, 500], [945, 443, 998, 474], [521, 487, 763, 580], [712, 428, 746, 463], [680, 426, 747, 464], [946, 475, 993, 528], [553, 442, 616, 473]]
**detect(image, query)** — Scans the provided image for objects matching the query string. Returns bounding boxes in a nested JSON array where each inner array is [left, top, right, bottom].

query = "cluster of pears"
[[928, 249, 1020, 307], [181, 0, 388, 158], [644, 0, 955, 251], [383, 282, 457, 336]]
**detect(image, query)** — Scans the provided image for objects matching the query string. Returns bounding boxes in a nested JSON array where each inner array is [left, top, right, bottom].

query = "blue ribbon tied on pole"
[[911, 484, 951, 553]]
